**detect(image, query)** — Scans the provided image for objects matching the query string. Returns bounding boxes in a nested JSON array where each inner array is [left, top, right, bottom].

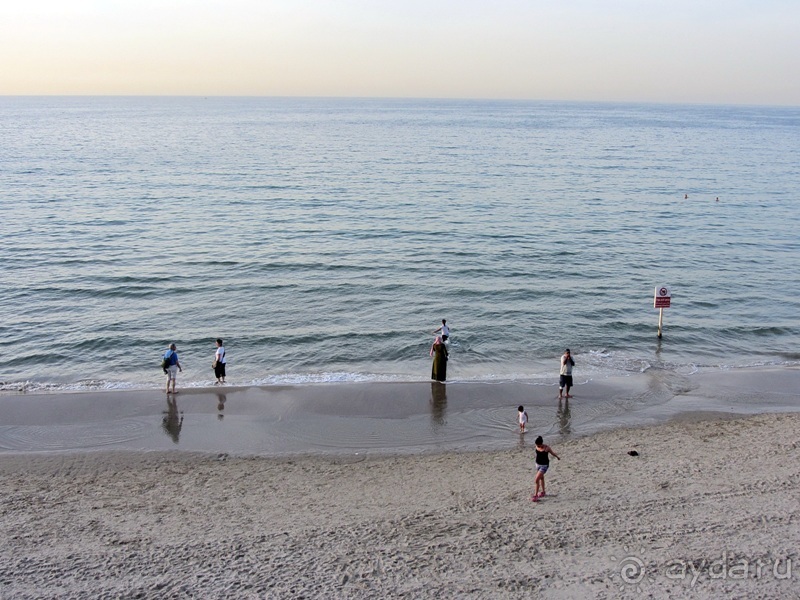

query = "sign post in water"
[[654, 285, 671, 338]]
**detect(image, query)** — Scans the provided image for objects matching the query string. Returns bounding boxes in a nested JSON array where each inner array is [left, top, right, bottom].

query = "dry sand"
[[2, 412, 799, 599]]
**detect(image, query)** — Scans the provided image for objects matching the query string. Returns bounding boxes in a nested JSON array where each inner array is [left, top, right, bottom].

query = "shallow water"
[[2, 98, 800, 393]]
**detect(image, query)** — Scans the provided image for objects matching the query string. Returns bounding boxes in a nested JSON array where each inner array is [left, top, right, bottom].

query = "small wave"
[[3, 357, 799, 396], [0, 379, 146, 394], [246, 372, 424, 386], [583, 349, 652, 374]]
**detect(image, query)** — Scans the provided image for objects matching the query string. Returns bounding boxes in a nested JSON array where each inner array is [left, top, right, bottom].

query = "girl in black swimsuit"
[[533, 436, 560, 501]]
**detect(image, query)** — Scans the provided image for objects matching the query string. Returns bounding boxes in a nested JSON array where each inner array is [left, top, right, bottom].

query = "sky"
[[2, 0, 799, 105]]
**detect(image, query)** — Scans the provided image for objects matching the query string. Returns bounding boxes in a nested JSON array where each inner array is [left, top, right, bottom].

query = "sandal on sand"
[[531, 494, 539, 502]]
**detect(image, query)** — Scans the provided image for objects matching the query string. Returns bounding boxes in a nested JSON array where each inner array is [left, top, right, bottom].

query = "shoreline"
[[2, 411, 799, 598], [1, 364, 799, 457]]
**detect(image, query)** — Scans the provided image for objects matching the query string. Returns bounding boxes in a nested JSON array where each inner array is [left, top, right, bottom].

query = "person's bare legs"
[[534, 471, 544, 497], [167, 369, 177, 394]]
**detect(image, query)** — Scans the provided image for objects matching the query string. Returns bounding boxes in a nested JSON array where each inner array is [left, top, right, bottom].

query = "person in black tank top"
[[533, 435, 560, 502], [535, 446, 550, 465]]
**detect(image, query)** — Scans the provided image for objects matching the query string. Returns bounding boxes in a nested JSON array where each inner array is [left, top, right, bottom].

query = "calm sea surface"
[[2, 97, 799, 393]]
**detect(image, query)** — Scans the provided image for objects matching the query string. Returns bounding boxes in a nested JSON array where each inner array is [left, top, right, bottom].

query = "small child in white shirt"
[[518, 405, 528, 433]]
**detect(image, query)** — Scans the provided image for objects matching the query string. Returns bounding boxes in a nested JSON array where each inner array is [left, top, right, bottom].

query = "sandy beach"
[[2, 408, 800, 599]]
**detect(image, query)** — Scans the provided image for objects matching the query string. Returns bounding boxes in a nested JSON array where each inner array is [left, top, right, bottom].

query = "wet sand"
[[2, 410, 800, 598], [2, 366, 799, 456]]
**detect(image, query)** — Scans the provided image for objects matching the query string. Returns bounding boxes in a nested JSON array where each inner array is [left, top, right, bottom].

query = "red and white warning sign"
[[654, 285, 671, 308]]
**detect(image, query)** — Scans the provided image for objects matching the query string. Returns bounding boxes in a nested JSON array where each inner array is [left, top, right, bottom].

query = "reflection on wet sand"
[[517, 428, 528, 450], [430, 382, 447, 429], [558, 398, 571, 435], [162, 396, 184, 443], [216, 393, 227, 421]]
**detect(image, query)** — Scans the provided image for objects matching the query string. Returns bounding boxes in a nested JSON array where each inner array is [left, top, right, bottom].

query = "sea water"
[[2, 97, 800, 393]]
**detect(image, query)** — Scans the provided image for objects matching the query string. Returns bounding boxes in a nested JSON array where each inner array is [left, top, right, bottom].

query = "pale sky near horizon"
[[2, 0, 799, 105]]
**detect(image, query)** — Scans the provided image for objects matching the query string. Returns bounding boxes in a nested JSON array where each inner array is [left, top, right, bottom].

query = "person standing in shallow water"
[[430, 336, 449, 382], [433, 319, 450, 341], [518, 406, 528, 433], [163, 343, 182, 395], [213, 338, 226, 384], [559, 349, 575, 399]]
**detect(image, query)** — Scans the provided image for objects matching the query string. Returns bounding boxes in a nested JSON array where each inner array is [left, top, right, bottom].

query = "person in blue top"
[[163, 343, 183, 395]]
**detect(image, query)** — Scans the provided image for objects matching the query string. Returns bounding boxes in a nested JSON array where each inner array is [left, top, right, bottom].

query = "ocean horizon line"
[[2, 95, 799, 109]]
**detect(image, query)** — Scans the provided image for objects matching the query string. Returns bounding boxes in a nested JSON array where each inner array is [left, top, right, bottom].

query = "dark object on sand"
[[628, 450, 639, 457]]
